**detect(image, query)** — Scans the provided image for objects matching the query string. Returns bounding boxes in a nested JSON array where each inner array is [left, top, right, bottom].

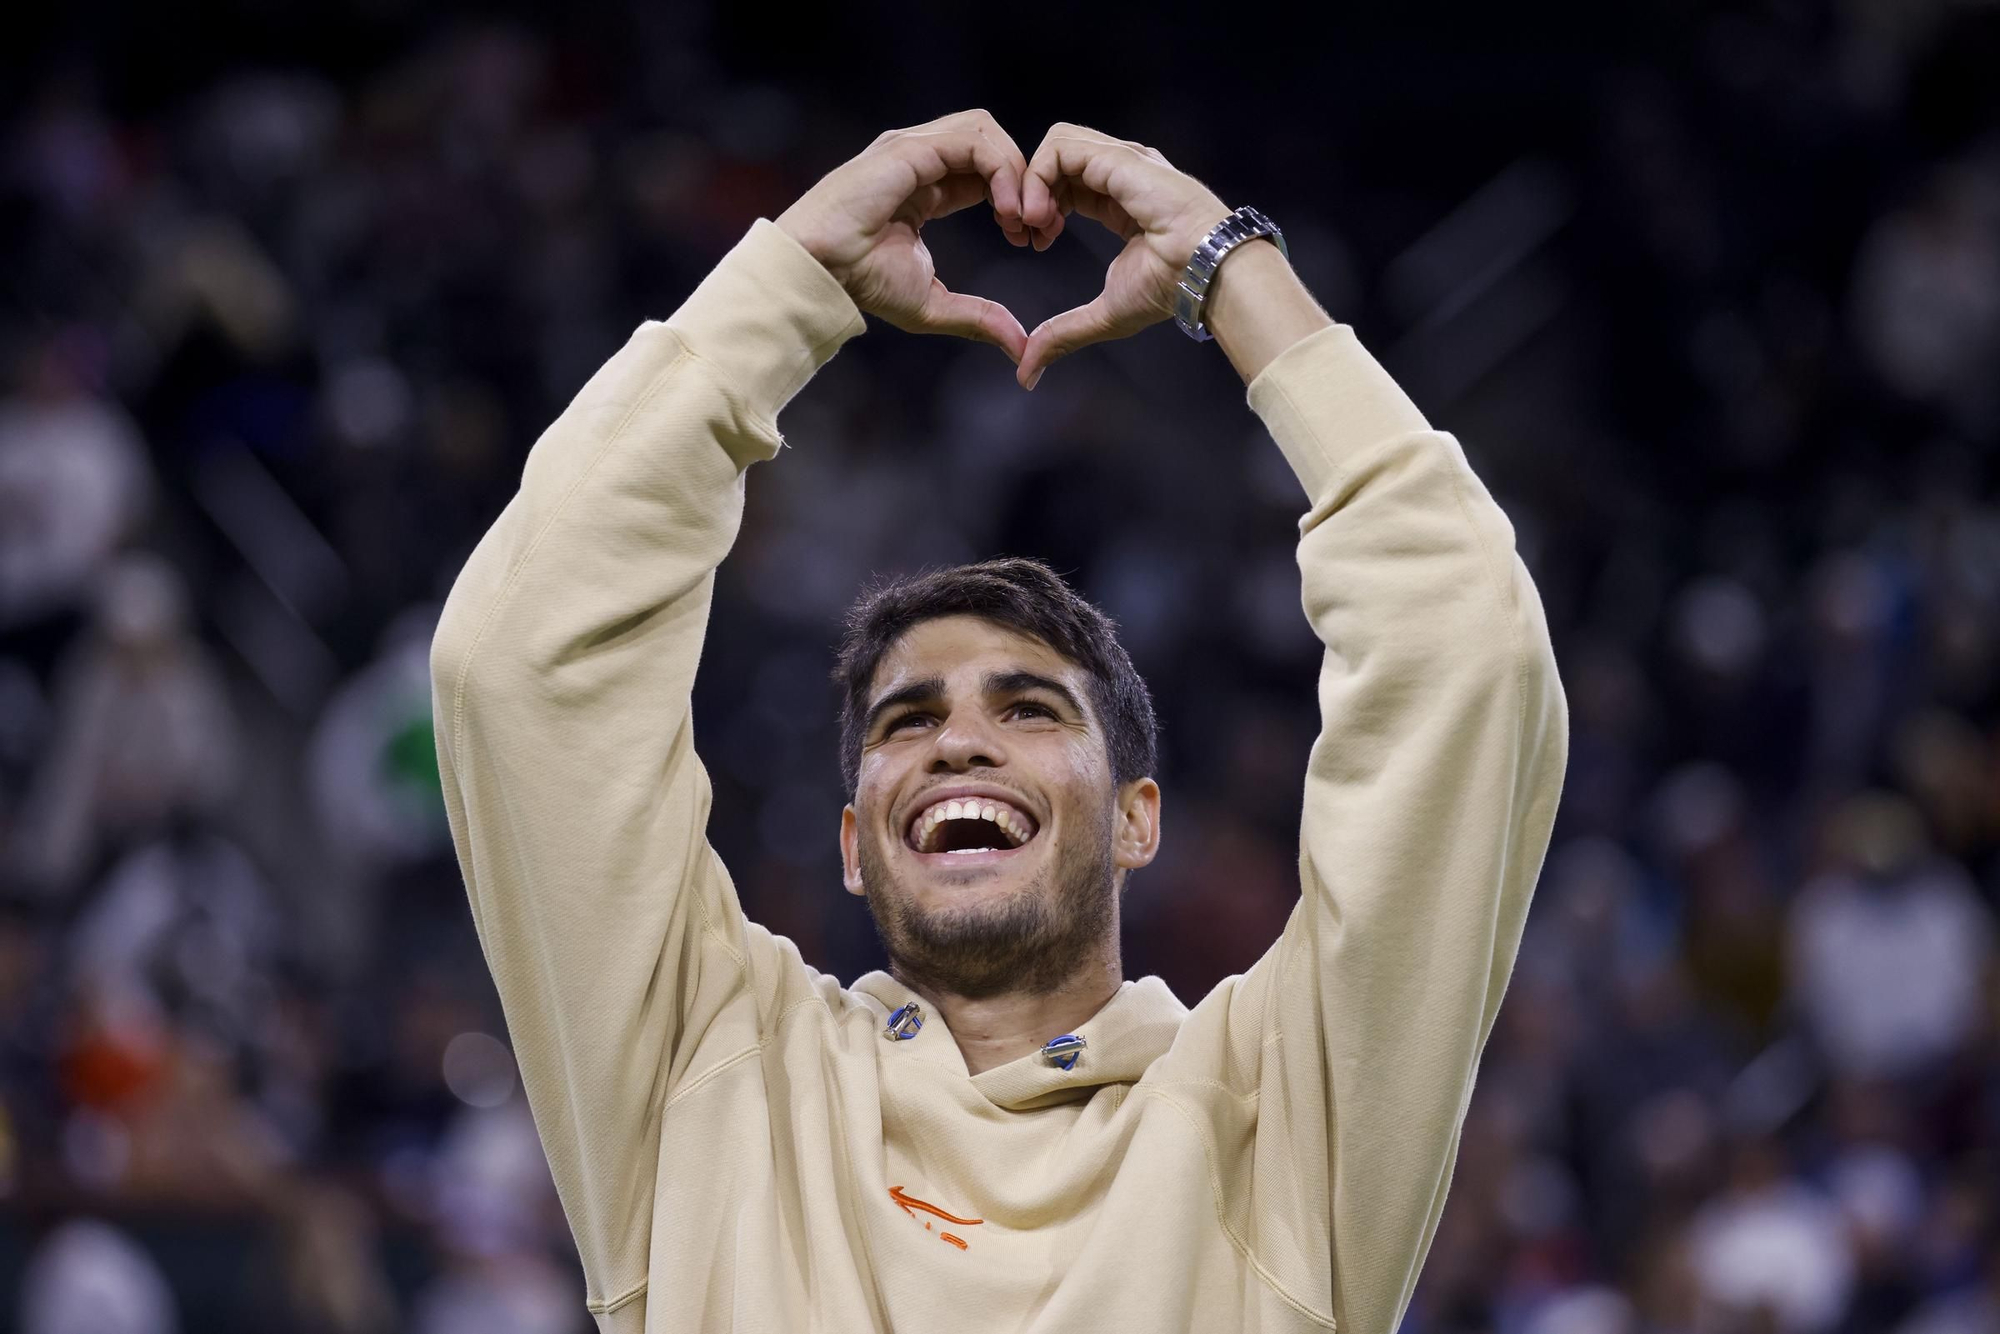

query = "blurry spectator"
[[120, 1032, 287, 1207], [410, 1105, 575, 1334], [266, 1185, 399, 1334], [1688, 1136, 1855, 1332], [409, 1257, 576, 1334], [0, 345, 150, 630], [130, 214, 299, 368], [10, 555, 240, 891], [1651, 761, 1789, 1039], [307, 605, 449, 871], [427, 1100, 554, 1258], [1786, 791, 1995, 1082], [1889, 709, 1998, 864], [18, 1218, 178, 1334], [1849, 158, 2000, 434], [1803, 551, 1912, 803], [69, 830, 282, 1049], [1525, 1286, 1637, 1334], [1830, 1144, 1928, 1330], [385, 1060, 577, 1332]]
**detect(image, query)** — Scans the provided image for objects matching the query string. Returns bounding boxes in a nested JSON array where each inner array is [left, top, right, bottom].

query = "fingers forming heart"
[[1010, 124, 1226, 389], [913, 273, 1030, 364], [893, 168, 1031, 362], [852, 116, 1218, 386], [886, 167, 1085, 378], [804, 116, 1024, 363]]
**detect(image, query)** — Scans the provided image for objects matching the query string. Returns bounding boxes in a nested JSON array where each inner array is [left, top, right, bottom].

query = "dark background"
[[2, 2, 1998, 1330]]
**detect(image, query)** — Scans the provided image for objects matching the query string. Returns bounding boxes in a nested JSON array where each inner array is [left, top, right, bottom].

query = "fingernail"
[[1026, 369, 1044, 391]]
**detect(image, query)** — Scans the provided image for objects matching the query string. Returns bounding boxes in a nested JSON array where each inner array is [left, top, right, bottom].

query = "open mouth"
[[906, 795, 1040, 857]]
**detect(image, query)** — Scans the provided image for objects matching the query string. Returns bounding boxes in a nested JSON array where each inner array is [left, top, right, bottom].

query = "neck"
[[900, 949, 1122, 1076]]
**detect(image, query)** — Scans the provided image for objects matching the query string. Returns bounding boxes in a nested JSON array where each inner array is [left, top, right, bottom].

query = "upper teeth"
[[912, 798, 1035, 853]]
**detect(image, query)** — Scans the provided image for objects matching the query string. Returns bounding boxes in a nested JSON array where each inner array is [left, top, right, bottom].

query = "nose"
[[926, 710, 1005, 773]]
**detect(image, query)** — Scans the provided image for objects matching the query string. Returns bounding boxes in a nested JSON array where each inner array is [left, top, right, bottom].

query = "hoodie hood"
[[853, 971, 1189, 1111]]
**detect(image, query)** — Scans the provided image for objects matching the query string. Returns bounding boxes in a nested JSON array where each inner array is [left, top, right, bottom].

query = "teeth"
[[910, 796, 1036, 853]]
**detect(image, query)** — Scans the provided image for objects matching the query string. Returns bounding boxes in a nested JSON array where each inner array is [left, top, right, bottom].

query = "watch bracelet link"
[[1172, 205, 1288, 342]]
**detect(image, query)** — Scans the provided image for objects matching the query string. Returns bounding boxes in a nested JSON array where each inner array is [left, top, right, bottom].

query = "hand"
[[776, 109, 1041, 365], [1015, 124, 1234, 389]]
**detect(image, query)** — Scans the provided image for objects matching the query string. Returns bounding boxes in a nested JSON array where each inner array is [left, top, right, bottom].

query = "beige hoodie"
[[432, 218, 1568, 1333]]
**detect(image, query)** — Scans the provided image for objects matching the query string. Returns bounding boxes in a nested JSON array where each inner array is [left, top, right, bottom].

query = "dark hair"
[[832, 557, 1158, 798]]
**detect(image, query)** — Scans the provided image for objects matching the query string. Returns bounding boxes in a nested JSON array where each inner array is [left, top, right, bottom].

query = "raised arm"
[[1021, 126, 1568, 1331], [430, 229, 860, 1313], [1226, 304, 1567, 1333], [432, 110, 1035, 1320]]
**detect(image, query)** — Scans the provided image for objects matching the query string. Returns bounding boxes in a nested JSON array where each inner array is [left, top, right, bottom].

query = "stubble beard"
[[858, 802, 1117, 1000]]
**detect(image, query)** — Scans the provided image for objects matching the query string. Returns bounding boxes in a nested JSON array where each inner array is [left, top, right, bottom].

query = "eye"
[[1009, 701, 1055, 721], [884, 711, 934, 735]]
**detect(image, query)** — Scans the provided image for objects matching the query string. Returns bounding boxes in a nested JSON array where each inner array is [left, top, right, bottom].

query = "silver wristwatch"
[[1172, 205, 1288, 341]]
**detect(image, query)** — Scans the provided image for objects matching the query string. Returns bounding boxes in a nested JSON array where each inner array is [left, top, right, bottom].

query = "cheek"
[[854, 759, 905, 839], [1035, 739, 1114, 819]]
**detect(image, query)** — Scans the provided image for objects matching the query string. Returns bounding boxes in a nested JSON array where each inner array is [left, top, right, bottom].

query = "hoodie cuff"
[[1246, 323, 1432, 503], [665, 218, 867, 426]]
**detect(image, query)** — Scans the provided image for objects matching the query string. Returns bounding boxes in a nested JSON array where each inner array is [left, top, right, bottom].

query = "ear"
[[1112, 777, 1162, 872], [840, 804, 866, 897]]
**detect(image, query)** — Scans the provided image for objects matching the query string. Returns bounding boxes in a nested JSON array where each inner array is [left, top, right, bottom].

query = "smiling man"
[[433, 111, 1568, 1333], [832, 563, 1165, 1071]]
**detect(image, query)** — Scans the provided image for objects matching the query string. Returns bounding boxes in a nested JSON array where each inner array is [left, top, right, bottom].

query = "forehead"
[[869, 615, 1083, 696]]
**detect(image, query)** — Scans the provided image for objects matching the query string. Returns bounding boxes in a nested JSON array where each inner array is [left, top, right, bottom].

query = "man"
[[433, 111, 1567, 1333]]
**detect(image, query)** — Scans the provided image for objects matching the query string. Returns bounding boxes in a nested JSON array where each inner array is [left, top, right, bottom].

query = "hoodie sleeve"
[[1190, 324, 1568, 1332], [430, 219, 864, 1323]]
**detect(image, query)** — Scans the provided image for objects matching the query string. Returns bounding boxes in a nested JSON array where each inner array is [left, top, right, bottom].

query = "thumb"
[[1018, 294, 1121, 390], [910, 279, 1028, 365]]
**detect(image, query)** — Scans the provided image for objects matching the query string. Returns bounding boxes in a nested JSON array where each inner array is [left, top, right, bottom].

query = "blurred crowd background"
[[4, 2, 1999, 1331]]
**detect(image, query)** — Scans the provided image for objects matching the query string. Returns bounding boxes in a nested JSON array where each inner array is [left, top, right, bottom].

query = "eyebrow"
[[863, 675, 946, 738], [863, 669, 1088, 737], [982, 670, 1086, 720]]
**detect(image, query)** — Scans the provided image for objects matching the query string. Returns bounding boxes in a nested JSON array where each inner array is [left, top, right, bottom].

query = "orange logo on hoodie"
[[889, 1185, 984, 1251]]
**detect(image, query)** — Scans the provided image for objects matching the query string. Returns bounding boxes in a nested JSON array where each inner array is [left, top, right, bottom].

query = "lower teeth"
[[945, 847, 997, 855]]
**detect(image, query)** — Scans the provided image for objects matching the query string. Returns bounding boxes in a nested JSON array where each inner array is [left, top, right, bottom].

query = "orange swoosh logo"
[[888, 1185, 984, 1228]]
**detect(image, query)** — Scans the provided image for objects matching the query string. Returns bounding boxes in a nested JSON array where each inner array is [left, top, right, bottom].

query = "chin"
[[856, 825, 1116, 999]]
